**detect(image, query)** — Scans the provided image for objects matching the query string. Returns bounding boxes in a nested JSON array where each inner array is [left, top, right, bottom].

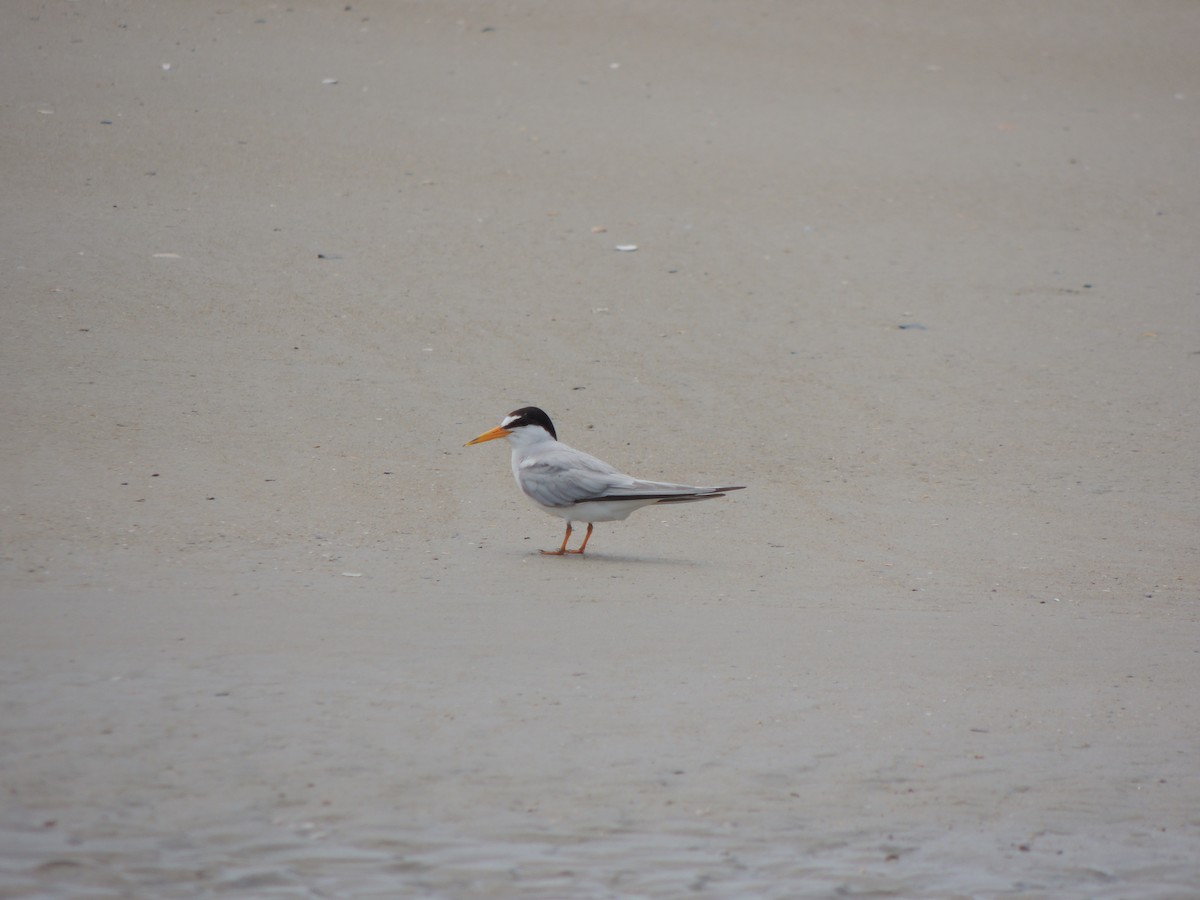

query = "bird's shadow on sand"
[[517, 551, 706, 567]]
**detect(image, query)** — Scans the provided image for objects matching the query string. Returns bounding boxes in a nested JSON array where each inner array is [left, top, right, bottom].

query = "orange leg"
[[566, 522, 594, 555], [540, 522, 594, 556], [541, 522, 572, 556]]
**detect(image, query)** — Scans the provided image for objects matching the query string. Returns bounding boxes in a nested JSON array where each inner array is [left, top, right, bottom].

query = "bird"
[[464, 406, 744, 555]]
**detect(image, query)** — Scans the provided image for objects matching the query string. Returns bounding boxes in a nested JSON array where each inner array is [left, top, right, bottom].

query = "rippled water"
[[2, 813, 1195, 898]]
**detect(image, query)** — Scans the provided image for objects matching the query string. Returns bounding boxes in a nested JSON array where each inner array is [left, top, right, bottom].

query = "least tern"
[[465, 406, 744, 555]]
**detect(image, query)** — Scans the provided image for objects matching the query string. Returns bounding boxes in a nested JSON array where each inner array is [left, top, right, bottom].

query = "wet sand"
[[2, 1, 1199, 895]]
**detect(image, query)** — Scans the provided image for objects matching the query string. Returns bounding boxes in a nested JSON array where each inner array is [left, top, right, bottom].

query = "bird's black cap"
[[505, 406, 557, 440]]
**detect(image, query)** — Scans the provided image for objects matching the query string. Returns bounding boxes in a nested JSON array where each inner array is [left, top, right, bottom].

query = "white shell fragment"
[[614, 244, 638, 252]]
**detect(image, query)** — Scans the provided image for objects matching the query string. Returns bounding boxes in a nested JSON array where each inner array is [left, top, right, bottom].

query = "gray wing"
[[518, 445, 630, 507], [596, 478, 746, 502], [520, 444, 744, 508]]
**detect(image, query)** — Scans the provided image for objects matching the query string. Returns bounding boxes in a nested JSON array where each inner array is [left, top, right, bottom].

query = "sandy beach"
[[3, 1, 1199, 895]]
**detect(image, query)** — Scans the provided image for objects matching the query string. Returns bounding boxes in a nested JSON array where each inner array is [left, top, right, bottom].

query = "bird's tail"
[[641, 485, 746, 503]]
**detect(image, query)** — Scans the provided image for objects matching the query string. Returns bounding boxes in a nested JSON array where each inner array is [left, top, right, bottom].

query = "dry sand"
[[3, 1, 1199, 896]]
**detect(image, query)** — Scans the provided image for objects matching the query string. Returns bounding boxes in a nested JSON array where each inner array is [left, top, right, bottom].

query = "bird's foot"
[[542, 523, 590, 555]]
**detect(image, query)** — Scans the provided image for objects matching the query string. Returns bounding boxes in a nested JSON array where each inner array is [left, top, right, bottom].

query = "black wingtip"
[[652, 493, 727, 504]]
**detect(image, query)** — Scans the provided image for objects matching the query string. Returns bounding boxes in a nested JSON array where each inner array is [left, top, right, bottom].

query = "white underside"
[[529, 496, 664, 524]]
